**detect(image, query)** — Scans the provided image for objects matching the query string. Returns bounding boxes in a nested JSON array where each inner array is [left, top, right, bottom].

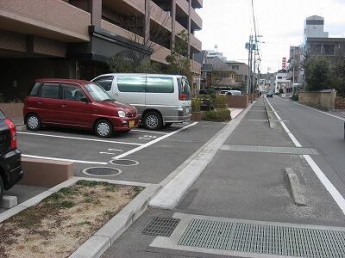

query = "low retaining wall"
[[0, 103, 24, 119], [335, 97, 345, 110], [226, 96, 248, 108], [20, 157, 73, 187], [298, 90, 336, 110]]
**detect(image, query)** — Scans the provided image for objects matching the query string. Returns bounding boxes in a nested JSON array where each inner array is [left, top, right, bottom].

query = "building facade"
[[304, 15, 328, 40], [0, 0, 202, 101]]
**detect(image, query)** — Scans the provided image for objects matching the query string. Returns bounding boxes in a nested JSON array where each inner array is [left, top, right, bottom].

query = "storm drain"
[[142, 217, 180, 237], [221, 145, 319, 155], [109, 159, 139, 166], [178, 219, 345, 258], [82, 167, 122, 176]]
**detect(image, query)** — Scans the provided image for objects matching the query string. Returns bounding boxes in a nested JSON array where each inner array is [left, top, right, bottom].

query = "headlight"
[[118, 110, 126, 117]]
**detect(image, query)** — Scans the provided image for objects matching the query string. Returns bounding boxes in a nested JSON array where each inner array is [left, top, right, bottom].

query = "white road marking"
[[115, 122, 198, 159], [131, 129, 169, 135], [266, 97, 345, 215], [18, 132, 143, 146], [22, 154, 108, 165], [99, 152, 116, 155], [108, 148, 123, 152]]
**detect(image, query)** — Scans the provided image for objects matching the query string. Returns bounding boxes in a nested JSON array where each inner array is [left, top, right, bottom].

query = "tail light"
[[5, 119, 17, 150], [179, 94, 187, 100]]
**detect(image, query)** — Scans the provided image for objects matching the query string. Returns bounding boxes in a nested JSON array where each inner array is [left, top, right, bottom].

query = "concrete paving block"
[[1, 195, 17, 209], [285, 167, 307, 206]]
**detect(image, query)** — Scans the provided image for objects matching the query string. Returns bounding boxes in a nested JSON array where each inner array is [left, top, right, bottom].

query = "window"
[[85, 83, 112, 101], [29, 82, 41, 96], [146, 77, 174, 93], [232, 65, 239, 70], [278, 76, 283, 79], [62, 84, 86, 101], [40, 83, 60, 99], [93, 76, 114, 91], [178, 77, 191, 100], [117, 76, 146, 92]]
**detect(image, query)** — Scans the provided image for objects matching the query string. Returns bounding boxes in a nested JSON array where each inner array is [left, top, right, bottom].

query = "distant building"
[[207, 50, 227, 61], [226, 61, 249, 87], [288, 46, 301, 87], [304, 15, 329, 40], [194, 51, 213, 89], [275, 70, 291, 94]]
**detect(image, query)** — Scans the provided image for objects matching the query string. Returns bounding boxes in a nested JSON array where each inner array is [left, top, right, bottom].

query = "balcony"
[[101, 20, 144, 45], [191, 59, 201, 74], [0, 0, 90, 42], [192, 0, 203, 9], [190, 33, 201, 51], [150, 1, 172, 32], [190, 9, 202, 30], [122, 0, 145, 14], [176, 0, 189, 15]]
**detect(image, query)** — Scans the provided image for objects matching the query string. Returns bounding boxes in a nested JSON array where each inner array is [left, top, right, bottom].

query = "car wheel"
[[143, 111, 162, 130], [0, 176, 4, 203], [26, 114, 41, 131], [95, 120, 113, 138]]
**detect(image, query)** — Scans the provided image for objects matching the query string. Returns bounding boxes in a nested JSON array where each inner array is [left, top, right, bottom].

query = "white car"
[[219, 90, 242, 96]]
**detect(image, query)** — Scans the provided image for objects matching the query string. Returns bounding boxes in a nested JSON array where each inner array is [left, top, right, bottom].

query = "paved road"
[[267, 97, 345, 199]]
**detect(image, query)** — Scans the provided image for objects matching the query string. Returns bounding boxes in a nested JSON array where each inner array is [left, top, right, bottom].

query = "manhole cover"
[[82, 167, 122, 176], [179, 219, 345, 258], [109, 159, 139, 166], [142, 217, 180, 237]]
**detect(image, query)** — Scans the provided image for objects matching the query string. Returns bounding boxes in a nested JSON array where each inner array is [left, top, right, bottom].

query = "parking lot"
[[16, 121, 226, 184]]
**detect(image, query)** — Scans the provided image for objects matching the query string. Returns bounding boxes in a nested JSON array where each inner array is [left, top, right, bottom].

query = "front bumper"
[[111, 116, 140, 131]]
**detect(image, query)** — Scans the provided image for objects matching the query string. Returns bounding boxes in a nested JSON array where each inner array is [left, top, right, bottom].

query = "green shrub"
[[291, 95, 299, 101], [215, 95, 227, 106], [202, 109, 231, 122], [192, 98, 201, 112]]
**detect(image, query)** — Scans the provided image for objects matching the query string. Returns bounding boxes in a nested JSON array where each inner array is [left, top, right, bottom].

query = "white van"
[[91, 73, 191, 130]]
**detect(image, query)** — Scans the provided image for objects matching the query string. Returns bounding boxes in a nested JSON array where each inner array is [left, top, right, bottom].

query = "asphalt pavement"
[[101, 96, 345, 258]]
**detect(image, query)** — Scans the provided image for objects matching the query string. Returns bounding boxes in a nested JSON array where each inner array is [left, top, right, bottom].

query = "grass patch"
[[0, 180, 143, 258]]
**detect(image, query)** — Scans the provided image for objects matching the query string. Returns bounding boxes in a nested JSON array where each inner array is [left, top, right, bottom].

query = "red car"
[[24, 79, 139, 137]]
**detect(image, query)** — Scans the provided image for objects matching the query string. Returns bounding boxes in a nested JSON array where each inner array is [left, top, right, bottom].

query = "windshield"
[[85, 83, 113, 102]]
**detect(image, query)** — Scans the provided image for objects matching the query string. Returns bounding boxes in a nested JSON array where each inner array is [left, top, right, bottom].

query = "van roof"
[[94, 73, 185, 78]]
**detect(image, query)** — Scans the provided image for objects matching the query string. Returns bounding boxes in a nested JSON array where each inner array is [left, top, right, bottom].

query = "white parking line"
[[99, 152, 116, 155], [18, 132, 143, 146], [22, 154, 108, 165], [131, 129, 169, 135], [266, 97, 345, 215], [108, 148, 123, 152], [115, 122, 198, 159]]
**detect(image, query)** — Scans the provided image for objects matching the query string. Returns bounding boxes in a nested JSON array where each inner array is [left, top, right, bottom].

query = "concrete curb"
[[263, 97, 276, 128], [149, 102, 254, 210], [0, 177, 161, 258], [285, 167, 307, 206]]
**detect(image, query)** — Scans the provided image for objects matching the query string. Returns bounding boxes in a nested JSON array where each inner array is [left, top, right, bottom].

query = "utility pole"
[[246, 35, 253, 94]]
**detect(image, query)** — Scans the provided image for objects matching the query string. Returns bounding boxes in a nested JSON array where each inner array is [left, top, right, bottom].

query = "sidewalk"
[[101, 97, 345, 258]]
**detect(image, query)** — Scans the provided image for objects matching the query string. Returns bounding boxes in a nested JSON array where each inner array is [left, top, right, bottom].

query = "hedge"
[[202, 109, 231, 122]]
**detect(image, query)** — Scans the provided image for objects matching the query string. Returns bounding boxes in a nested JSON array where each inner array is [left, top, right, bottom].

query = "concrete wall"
[[0, 103, 23, 120], [299, 90, 337, 110]]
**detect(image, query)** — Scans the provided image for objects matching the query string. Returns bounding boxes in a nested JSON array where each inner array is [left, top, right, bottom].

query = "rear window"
[[178, 77, 191, 100], [146, 77, 174, 93], [40, 83, 60, 99], [117, 76, 146, 92], [93, 76, 113, 91], [29, 82, 41, 96]]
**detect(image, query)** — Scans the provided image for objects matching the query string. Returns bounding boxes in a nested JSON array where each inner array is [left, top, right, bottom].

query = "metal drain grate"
[[142, 217, 180, 237], [109, 159, 139, 166], [178, 219, 345, 258], [221, 145, 319, 155]]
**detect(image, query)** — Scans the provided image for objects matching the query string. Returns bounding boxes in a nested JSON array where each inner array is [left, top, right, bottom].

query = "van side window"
[[117, 76, 146, 92], [146, 77, 174, 93], [93, 76, 114, 91], [62, 84, 86, 101], [40, 83, 60, 99], [29, 82, 41, 96]]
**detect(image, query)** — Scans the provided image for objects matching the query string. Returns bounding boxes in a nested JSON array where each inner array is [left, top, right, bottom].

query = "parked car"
[[92, 74, 191, 130], [267, 91, 274, 98], [219, 90, 229, 96], [24, 79, 139, 138], [227, 90, 242, 96], [0, 110, 23, 201]]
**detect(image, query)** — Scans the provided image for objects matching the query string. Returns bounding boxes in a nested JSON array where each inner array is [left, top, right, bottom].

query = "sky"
[[195, 0, 345, 73]]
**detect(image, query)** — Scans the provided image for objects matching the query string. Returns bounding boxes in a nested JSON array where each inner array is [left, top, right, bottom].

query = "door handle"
[[38, 101, 42, 104], [62, 104, 67, 108]]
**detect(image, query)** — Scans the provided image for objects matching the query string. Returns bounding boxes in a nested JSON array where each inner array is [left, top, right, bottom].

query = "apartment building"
[[0, 0, 202, 101]]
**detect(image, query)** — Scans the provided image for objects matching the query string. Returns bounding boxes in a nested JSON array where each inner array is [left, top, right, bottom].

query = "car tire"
[[143, 111, 163, 130], [26, 114, 41, 131], [0, 176, 4, 203], [95, 120, 113, 138]]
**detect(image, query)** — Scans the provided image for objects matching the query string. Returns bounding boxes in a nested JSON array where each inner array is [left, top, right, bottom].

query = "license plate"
[[129, 120, 135, 128]]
